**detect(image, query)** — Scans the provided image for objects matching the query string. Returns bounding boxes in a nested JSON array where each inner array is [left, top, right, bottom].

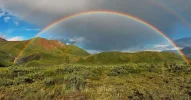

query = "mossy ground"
[[1, 63, 191, 100]]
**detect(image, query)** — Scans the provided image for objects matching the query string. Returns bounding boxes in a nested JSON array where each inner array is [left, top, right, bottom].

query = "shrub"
[[44, 78, 55, 86], [65, 74, 86, 91]]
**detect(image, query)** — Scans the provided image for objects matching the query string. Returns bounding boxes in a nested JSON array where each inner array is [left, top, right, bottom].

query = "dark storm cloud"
[[44, 14, 168, 51], [0, 0, 191, 52]]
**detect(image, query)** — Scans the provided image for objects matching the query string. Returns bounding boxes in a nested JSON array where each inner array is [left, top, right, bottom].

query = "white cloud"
[[69, 37, 84, 43], [4, 16, 10, 22], [7, 36, 24, 41], [86, 50, 101, 54], [14, 21, 19, 26], [25, 28, 40, 31], [151, 44, 182, 51], [0, 7, 6, 17], [0, 11, 5, 17]]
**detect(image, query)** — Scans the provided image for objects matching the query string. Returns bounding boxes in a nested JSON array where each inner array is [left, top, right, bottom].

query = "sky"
[[0, 0, 191, 53]]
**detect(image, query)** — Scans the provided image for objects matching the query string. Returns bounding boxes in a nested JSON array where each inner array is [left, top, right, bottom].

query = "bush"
[[65, 74, 86, 91], [44, 78, 55, 86]]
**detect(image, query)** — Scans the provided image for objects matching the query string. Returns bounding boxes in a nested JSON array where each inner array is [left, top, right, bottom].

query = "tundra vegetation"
[[0, 63, 191, 100]]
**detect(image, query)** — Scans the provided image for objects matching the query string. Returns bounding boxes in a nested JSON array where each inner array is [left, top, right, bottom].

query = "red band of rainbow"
[[14, 10, 190, 64]]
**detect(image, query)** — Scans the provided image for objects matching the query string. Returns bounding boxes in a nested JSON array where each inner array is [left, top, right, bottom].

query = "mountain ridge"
[[0, 37, 6, 42], [0, 37, 188, 66], [173, 37, 191, 58]]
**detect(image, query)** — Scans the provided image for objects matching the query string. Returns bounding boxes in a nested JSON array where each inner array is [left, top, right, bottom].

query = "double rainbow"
[[14, 10, 190, 64]]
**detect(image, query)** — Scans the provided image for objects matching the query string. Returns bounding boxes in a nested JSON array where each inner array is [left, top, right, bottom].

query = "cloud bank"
[[0, 0, 191, 52]]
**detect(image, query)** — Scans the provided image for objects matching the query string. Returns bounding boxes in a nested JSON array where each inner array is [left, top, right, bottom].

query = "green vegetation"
[[0, 37, 187, 67], [81, 51, 185, 65], [0, 50, 13, 67], [1, 37, 191, 99], [63, 45, 90, 56], [1, 63, 191, 99]]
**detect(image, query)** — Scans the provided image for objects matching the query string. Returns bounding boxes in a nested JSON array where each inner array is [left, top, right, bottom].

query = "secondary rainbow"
[[14, 10, 190, 64], [149, 0, 191, 29]]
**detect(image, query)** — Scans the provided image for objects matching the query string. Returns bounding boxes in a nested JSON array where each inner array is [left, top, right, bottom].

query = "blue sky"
[[0, 8, 40, 40]]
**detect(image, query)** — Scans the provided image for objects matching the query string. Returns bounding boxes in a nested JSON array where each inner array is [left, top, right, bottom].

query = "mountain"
[[80, 51, 184, 64], [174, 37, 191, 48], [0, 37, 90, 66], [63, 45, 90, 56], [181, 47, 191, 58], [0, 37, 187, 67], [30, 37, 67, 50], [0, 37, 6, 42], [173, 37, 191, 58]]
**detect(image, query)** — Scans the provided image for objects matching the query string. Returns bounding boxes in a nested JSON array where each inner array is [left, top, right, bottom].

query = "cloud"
[[86, 50, 101, 54], [1, 0, 191, 51], [0, 8, 6, 17], [7, 36, 24, 41], [14, 21, 19, 26], [4, 16, 10, 22], [42, 14, 169, 52], [152, 44, 178, 51], [25, 28, 40, 31]]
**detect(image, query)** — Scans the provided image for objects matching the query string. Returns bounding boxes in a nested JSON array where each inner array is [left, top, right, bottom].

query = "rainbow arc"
[[14, 10, 190, 64]]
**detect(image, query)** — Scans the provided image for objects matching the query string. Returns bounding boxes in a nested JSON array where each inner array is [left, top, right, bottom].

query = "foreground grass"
[[0, 63, 191, 100]]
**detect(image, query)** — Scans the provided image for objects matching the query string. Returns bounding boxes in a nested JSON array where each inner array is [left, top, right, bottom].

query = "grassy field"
[[1, 63, 191, 100]]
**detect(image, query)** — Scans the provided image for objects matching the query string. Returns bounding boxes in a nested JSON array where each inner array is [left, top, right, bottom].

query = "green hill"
[[0, 37, 90, 66], [0, 37, 187, 66], [80, 51, 184, 64], [0, 50, 14, 66], [63, 45, 90, 56], [0, 37, 6, 42]]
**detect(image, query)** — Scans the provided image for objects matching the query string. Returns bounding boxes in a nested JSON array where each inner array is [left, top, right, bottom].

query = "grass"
[[81, 51, 185, 65], [0, 63, 191, 99]]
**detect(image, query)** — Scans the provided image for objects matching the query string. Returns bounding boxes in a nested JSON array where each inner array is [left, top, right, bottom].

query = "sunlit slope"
[[0, 37, 186, 66], [63, 45, 90, 56], [18, 52, 82, 67], [0, 37, 90, 66], [0, 41, 29, 56], [81, 51, 184, 64], [0, 37, 6, 42], [0, 50, 14, 66]]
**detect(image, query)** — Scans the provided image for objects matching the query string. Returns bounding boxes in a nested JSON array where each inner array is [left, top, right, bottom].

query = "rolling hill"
[[0, 37, 6, 42], [0, 37, 90, 66], [0, 50, 14, 67], [0, 37, 187, 66], [80, 51, 184, 64]]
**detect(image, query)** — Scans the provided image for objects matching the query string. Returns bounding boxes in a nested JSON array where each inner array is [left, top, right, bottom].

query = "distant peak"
[[29, 37, 67, 50], [0, 37, 7, 41], [175, 37, 191, 42]]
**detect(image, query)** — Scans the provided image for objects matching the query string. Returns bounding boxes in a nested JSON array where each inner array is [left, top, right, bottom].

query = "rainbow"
[[14, 10, 190, 64], [149, 0, 191, 29]]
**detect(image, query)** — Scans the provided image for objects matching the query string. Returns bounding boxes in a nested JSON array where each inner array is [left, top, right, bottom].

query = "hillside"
[[0, 50, 14, 66], [164, 37, 191, 58], [80, 51, 184, 64], [0, 37, 6, 42], [63, 45, 90, 56], [0, 37, 90, 66], [0, 37, 188, 66]]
